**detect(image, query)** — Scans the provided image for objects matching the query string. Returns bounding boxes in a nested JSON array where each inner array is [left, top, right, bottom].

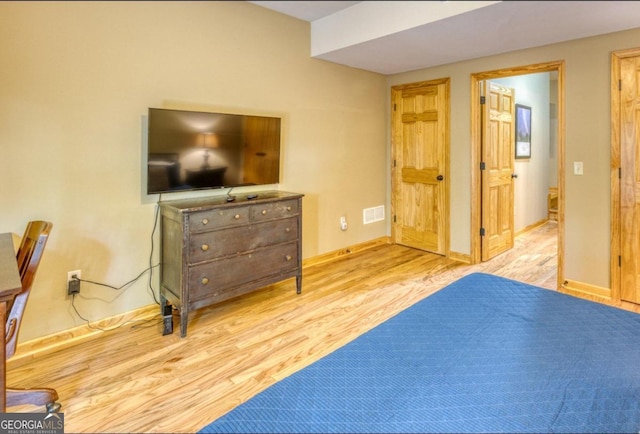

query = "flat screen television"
[[147, 108, 281, 194]]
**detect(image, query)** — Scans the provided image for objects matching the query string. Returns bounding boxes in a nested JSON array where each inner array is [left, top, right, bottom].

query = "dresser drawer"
[[250, 199, 299, 222], [189, 217, 299, 263], [188, 206, 249, 233], [188, 242, 299, 302]]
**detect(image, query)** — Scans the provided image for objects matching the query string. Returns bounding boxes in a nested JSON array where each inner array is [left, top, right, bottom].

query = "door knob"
[[436, 175, 444, 181], [511, 173, 518, 178]]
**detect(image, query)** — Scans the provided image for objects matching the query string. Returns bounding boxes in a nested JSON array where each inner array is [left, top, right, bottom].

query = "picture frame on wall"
[[515, 104, 532, 159]]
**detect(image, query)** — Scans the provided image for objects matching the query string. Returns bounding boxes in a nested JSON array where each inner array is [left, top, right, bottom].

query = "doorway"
[[471, 61, 565, 290]]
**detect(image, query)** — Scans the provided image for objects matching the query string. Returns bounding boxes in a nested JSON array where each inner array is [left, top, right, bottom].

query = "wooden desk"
[[0, 233, 21, 412]]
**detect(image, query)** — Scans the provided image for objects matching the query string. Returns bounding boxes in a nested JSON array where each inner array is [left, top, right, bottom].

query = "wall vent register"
[[363, 205, 385, 224]]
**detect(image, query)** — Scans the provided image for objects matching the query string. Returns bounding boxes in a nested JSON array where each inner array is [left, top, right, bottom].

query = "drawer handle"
[[287, 206, 292, 211], [201, 277, 209, 285], [285, 255, 292, 261], [285, 227, 290, 233], [201, 244, 209, 252], [202, 218, 209, 225], [261, 210, 268, 215], [234, 214, 241, 220]]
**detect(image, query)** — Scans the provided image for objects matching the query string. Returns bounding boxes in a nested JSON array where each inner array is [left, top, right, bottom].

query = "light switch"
[[573, 161, 584, 175]]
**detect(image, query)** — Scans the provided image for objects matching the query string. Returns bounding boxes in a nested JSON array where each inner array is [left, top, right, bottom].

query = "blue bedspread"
[[201, 273, 640, 433]]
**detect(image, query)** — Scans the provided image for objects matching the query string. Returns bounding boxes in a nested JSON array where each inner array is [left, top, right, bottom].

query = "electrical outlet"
[[340, 216, 348, 231], [67, 270, 81, 295]]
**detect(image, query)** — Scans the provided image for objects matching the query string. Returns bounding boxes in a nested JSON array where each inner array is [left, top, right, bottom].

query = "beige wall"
[[0, 2, 387, 341], [387, 27, 640, 289]]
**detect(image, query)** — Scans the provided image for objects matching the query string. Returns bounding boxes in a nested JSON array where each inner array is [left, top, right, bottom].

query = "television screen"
[[147, 108, 281, 194]]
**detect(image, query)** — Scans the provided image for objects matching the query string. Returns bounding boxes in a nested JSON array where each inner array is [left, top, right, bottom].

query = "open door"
[[619, 54, 640, 303], [481, 81, 516, 261]]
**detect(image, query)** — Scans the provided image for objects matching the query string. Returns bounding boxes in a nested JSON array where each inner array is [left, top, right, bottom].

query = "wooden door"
[[620, 55, 640, 303], [391, 79, 449, 255], [481, 81, 516, 261]]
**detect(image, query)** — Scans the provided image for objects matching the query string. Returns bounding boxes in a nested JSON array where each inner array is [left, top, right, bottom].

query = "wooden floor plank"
[[8, 222, 561, 432]]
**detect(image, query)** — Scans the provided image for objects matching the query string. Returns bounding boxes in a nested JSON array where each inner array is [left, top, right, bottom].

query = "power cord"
[[70, 194, 164, 330], [74, 264, 159, 291], [70, 293, 159, 332], [147, 194, 162, 305]]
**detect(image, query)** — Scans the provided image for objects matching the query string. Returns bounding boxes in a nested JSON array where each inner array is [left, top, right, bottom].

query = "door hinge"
[[394, 103, 397, 111], [619, 80, 622, 91], [619, 255, 622, 267], [480, 96, 486, 105], [393, 215, 396, 223], [619, 167, 622, 179], [393, 159, 397, 168], [480, 227, 486, 236], [480, 162, 486, 170]]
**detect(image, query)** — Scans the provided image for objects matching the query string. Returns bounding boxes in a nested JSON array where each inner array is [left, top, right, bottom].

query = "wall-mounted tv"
[[147, 108, 281, 194]]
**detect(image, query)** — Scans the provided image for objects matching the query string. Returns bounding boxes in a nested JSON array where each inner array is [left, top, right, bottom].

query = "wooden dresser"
[[159, 191, 303, 337]]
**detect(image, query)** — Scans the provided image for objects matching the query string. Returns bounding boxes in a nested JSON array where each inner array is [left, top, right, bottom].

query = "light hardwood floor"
[[7, 221, 558, 433]]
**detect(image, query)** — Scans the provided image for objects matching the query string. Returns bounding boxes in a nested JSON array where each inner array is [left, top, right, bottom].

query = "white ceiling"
[[248, 1, 640, 74], [249, 1, 360, 21]]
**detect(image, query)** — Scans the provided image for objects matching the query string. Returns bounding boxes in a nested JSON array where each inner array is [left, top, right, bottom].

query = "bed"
[[200, 273, 640, 433]]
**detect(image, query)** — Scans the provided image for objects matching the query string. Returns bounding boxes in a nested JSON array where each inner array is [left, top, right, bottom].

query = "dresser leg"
[[296, 275, 302, 294]]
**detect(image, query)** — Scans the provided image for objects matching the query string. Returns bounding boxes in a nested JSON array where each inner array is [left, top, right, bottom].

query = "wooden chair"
[[6, 221, 61, 413]]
